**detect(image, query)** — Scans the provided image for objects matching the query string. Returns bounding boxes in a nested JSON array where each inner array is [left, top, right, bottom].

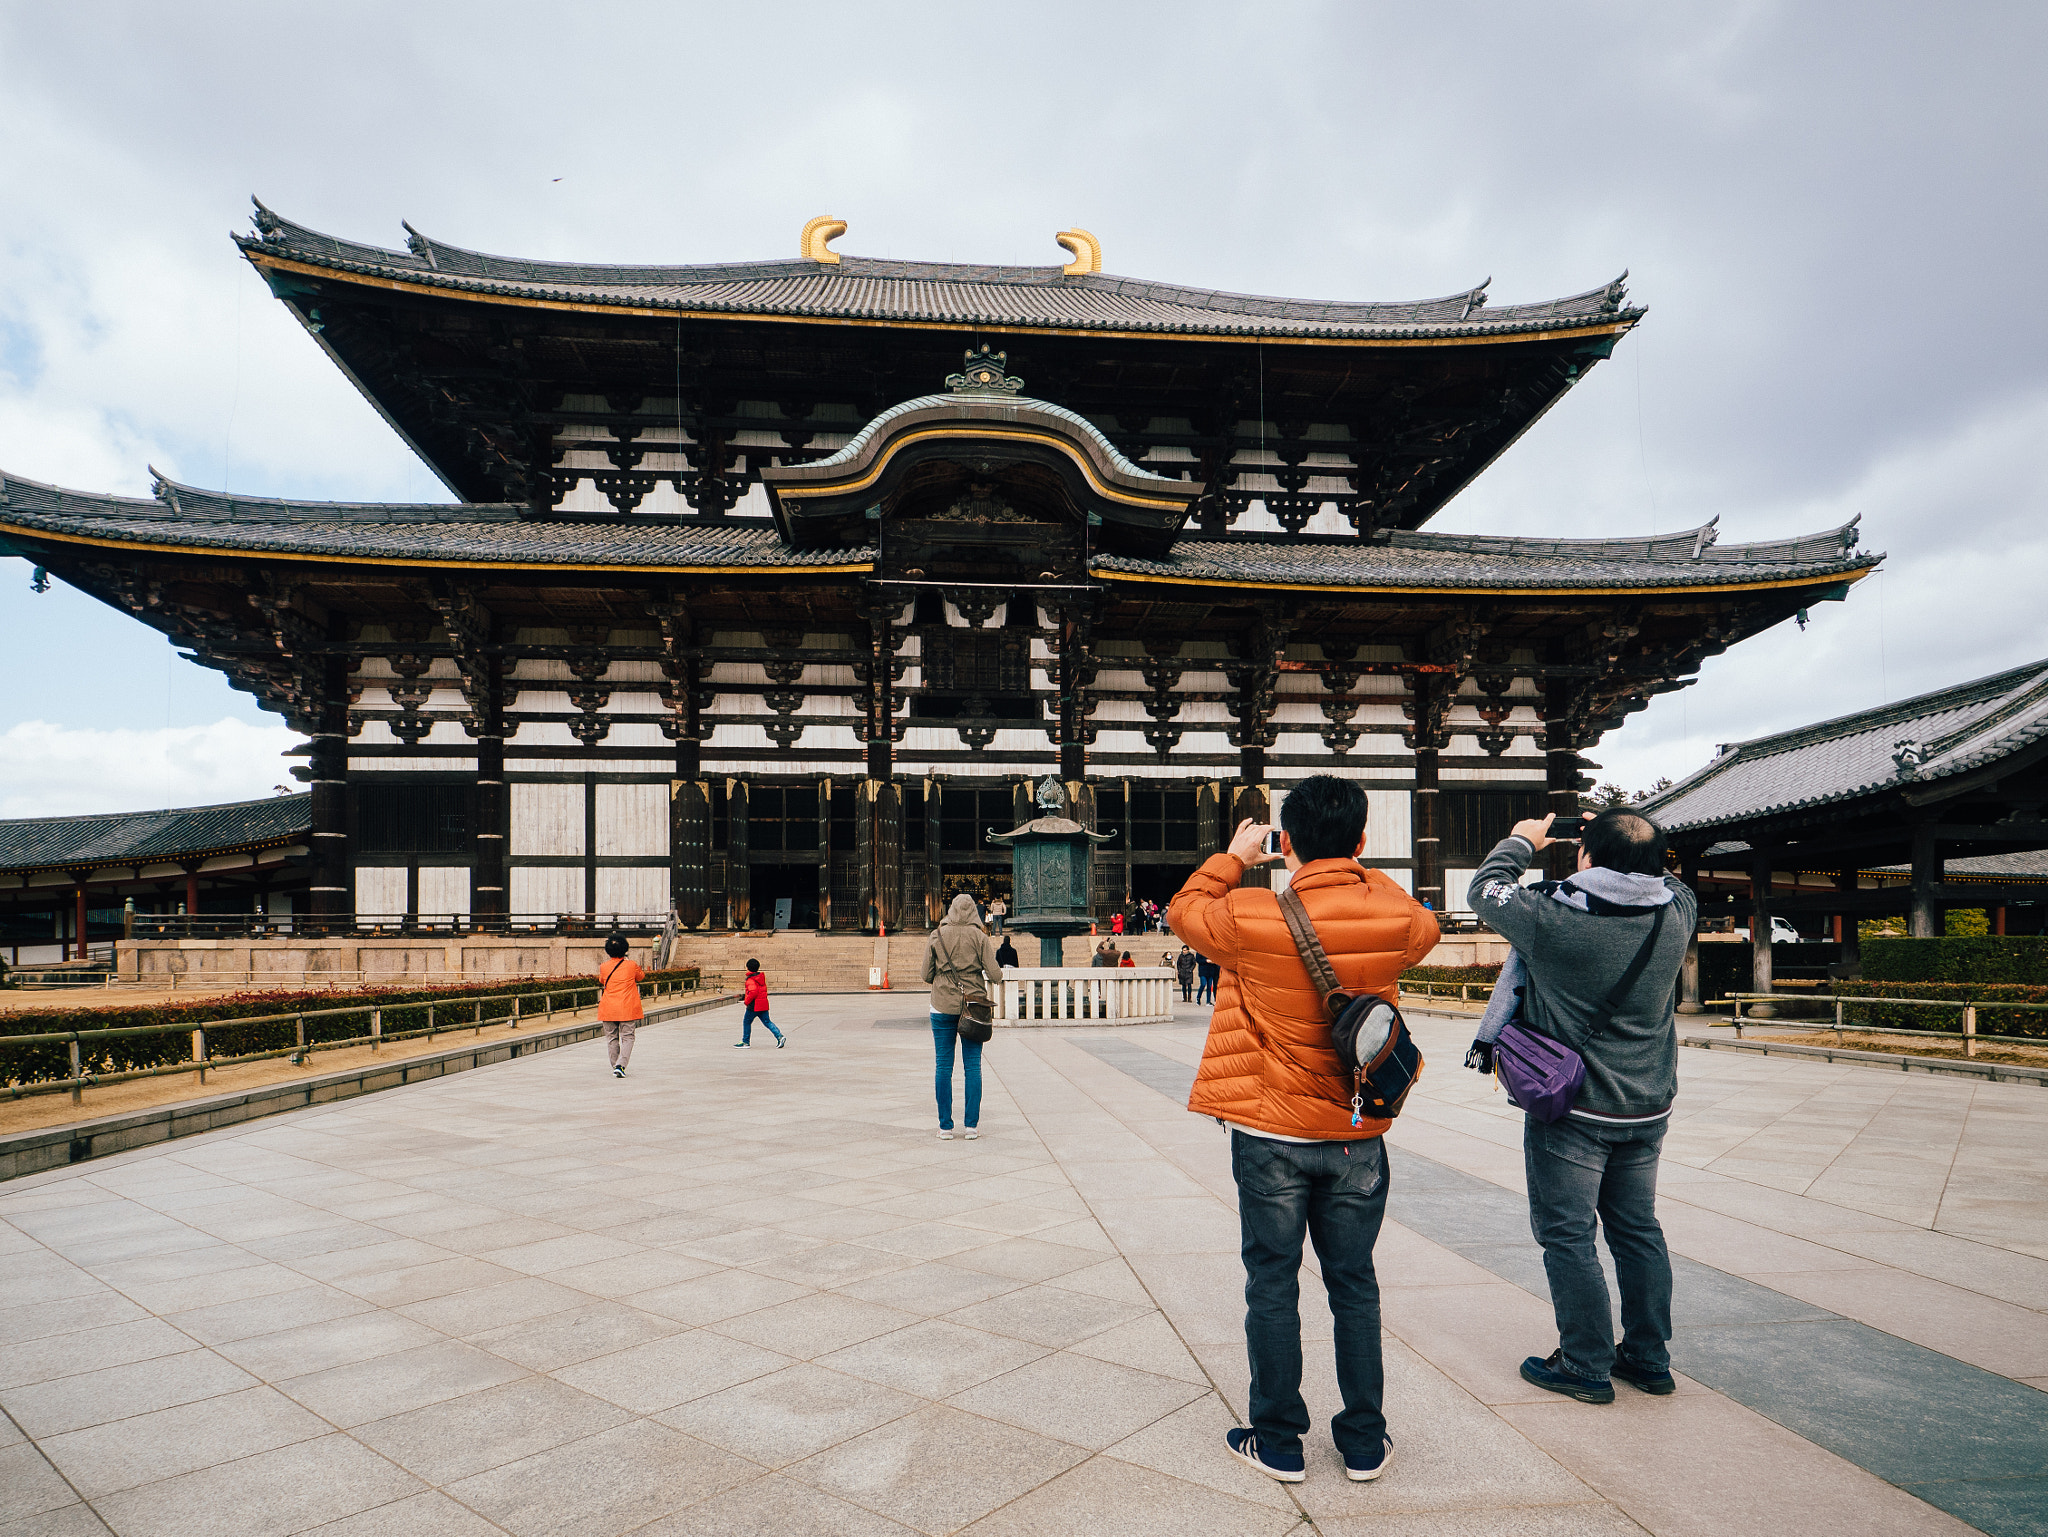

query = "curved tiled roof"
[[801, 393, 1165, 483], [234, 202, 1644, 342], [1096, 519, 1877, 591], [0, 794, 310, 876], [1640, 658, 2048, 834], [1, 467, 1879, 591], [0, 470, 867, 570]]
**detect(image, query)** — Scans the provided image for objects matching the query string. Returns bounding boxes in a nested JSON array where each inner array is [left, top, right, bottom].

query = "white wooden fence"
[[996, 968, 1177, 1026]]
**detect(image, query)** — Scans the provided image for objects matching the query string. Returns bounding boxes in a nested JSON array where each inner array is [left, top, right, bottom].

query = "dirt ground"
[[0, 999, 723, 1138], [0, 982, 353, 1015]]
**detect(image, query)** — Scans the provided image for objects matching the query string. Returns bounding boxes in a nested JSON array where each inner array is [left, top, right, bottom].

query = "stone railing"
[[995, 968, 1177, 1026]]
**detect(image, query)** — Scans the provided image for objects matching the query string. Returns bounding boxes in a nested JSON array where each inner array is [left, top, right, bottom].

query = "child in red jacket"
[[738, 959, 786, 1048]]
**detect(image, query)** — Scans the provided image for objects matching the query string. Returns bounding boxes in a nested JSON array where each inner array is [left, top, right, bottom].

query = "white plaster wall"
[[355, 867, 406, 919], [418, 867, 471, 918], [595, 867, 669, 916], [511, 784, 584, 857], [595, 784, 669, 857], [510, 866, 584, 916]]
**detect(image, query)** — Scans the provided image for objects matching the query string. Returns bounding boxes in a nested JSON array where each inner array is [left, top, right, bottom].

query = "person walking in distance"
[[597, 933, 644, 1079], [1196, 952, 1220, 1005], [1176, 946, 1197, 1002], [995, 932, 1021, 970], [1465, 810, 1694, 1403], [737, 958, 786, 1048], [922, 892, 1003, 1141], [1170, 775, 1438, 1485]]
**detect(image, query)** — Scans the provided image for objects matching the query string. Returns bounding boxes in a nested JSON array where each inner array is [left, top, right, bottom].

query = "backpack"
[[1276, 886, 1424, 1128]]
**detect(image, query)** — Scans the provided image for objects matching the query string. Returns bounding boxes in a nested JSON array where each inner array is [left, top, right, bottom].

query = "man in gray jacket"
[[1466, 808, 1694, 1404]]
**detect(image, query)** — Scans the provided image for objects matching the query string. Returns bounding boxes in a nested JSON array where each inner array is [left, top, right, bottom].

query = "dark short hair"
[[745, 958, 760, 972], [604, 933, 629, 958], [1581, 809, 1666, 876], [1280, 774, 1369, 862]]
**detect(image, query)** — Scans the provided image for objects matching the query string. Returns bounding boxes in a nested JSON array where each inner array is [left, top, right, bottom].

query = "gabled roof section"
[[0, 794, 311, 876], [1094, 517, 1878, 592], [0, 468, 864, 572], [1641, 656, 2048, 834], [236, 202, 1644, 343]]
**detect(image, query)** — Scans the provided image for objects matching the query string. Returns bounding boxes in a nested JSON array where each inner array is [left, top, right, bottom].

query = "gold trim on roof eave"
[[244, 253, 1637, 350], [0, 521, 874, 576], [774, 425, 1195, 511], [1095, 566, 1876, 598]]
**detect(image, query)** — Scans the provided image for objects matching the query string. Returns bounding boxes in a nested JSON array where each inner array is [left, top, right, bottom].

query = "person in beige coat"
[[922, 892, 1004, 1140]]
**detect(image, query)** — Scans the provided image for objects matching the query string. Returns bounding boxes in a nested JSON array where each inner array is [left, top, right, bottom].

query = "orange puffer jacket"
[[1170, 854, 1439, 1140]]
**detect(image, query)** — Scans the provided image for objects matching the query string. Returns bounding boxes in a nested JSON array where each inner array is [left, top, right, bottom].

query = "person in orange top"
[[737, 959, 786, 1048], [1118, 950, 1136, 968], [596, 933, 646, 1079], [1168, 775, 1438, 1487]]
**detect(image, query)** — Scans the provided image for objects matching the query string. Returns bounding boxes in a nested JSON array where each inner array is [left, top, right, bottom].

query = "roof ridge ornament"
[[1056, 228, 1103, 276], [1893, 739, 1931, 779], [1690, 516, 1720, 561], [147, 466, 182, 515], [401, 221, 438, 269], [1599, 271, 1630, 313], [249, 196, 285, 243], [1459, 278, 1491, 321], [801, 216, 847, 265], [946, 347, 1025, 397]]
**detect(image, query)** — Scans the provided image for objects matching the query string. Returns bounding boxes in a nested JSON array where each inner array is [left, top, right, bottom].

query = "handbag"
[[1495, 904, 1668, 1123], [936, 931, 995, 1043], [1276, 886, 1424, 1127]]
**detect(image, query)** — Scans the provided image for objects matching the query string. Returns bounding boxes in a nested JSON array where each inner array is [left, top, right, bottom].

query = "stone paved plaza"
[[3, 993, 2046, 1537]]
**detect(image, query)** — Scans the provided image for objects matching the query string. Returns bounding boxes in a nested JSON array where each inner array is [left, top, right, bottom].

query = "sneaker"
[[776, 1035, 787, 1049], [1344, 1435, 1392, 1482], [1519, 1351, 1615, 1404], [937, 1129, 955, 1140], [1224, 1428, 1304, 1483], [613, 1065, 625, 1078], [733, 1042, 749, 1048], [1611, 1358, 1676, 1396], [964, 1128, 980, 1140]]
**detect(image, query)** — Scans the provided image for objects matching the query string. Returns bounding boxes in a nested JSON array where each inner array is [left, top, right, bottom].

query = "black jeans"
[[1523, 1115, 1672, 1381], [1231, 1131, 1389, 1459]]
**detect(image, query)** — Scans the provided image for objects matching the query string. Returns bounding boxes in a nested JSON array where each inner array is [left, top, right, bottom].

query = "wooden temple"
[[0, 204, 1880, 935]]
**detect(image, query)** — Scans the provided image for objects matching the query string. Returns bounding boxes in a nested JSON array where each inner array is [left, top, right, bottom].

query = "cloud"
[[0, 720, 303, 820]]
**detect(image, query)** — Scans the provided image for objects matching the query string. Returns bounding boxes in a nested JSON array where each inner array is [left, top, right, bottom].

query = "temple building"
[[0, 205, 1879, 935]]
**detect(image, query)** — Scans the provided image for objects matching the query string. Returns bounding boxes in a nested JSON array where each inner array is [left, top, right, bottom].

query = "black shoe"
[[776, 1034, 787, 1048], [1224, 1428, 1304, 1483], [613, 1064, 625, 1078], [1519, 1350, 1614, 1404], [1611, 1357, 1676, 1395]]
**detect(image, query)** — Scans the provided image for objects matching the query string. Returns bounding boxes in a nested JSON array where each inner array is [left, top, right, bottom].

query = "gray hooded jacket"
[[1468, 837, 1695, 1121], [923, 894, 1005, 1015]]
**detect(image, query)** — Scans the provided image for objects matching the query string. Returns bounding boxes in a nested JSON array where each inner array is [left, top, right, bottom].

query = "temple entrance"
[[1130, 863, 1197, 915], [939, 870, 1011, 918], [747, 865, 820, 929]]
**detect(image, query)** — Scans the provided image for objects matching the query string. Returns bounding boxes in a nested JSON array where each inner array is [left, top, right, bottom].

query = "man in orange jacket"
[[1169, 775, 1438, 1487]]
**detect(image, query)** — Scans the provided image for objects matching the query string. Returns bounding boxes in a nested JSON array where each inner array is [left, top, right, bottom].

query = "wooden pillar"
[[473, 733, 506, 930], [1835, 865, 1861, 977], [73, 882, 88, 962], [1908, 824, 1940, 938], [1411, 700, 1443, 913], [1542, 680, 1582, 881], [184, 866, 201, 922], [1995, 907, 2007, 936], [865, 603, 895, 782], [1232, 782, 1272, 891], [1677, 851, 1702, 1013], [1750, 848, 1775, 1001], [727, 779, 751, 931], [817, 777, 833, 931], [308, 660, 351, 923], [924, 777, 944, 927]]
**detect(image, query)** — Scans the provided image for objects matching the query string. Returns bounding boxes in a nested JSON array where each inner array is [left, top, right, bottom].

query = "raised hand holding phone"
[[1227, 817, 1286, 867]]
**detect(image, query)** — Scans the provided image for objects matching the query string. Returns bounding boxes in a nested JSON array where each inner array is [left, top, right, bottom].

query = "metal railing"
[[127, 912, 676, 941], [4, 971, 728, 1103], [1398, 979, 1498, 1006], [1717, 993, 2048, 1057]]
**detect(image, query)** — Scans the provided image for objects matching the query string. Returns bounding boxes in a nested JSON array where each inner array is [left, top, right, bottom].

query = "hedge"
[[1861, 936, 2048, 986], [1, 968, 705, 1088], [1830, 980, 2048, 1040], [1401, 964, 1502, 985]]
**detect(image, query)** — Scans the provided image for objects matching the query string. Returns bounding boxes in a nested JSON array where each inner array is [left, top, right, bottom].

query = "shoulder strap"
[[1277, 886, 1346, 1019], [1590, 904, 1670, 1030]]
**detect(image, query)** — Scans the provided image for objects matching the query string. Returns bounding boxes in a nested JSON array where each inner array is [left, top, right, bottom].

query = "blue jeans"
[[1524, 1115, 1672, 1382], [930, 1013, 982, 1130], [740, 1005, 783, 1045], [1231, 1131, 1388, 1460]]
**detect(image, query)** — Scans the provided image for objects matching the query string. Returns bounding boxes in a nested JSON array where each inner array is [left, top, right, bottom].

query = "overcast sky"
[[2, 1, 2043, 818]]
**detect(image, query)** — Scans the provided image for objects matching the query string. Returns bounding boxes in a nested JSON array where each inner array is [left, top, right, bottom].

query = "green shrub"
[[1861, 936, 2048, 985], [1832, 980, 2048, 1039], [1, 967, 702, 1087], [1401, 964, 1502, 985]]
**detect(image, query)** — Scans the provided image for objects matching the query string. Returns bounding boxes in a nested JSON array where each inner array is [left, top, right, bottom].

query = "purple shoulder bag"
[[1495, 905, 1668, 1123]]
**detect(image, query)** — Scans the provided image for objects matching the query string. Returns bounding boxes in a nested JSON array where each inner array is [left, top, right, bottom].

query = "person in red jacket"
[[737, 958, 786, 1048], [597, 933, 645, 1079], [1118, 950, 1136, 968]]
